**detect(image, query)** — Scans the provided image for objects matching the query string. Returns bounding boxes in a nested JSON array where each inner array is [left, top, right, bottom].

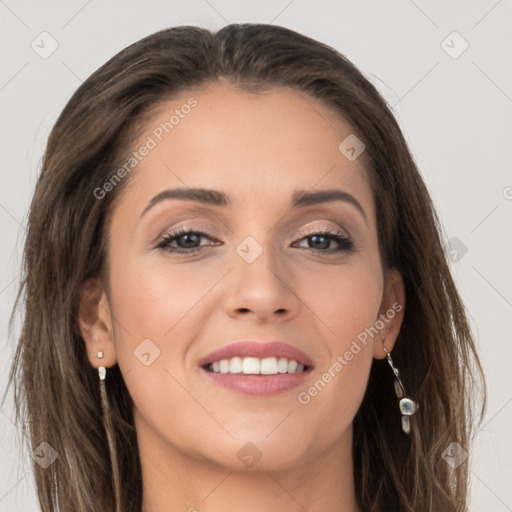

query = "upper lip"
[[198, 341, 314, 368]]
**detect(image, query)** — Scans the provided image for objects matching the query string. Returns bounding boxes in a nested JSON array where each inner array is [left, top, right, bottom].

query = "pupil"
[[310, 235, 328, 249], [181, 234, 199, 247]]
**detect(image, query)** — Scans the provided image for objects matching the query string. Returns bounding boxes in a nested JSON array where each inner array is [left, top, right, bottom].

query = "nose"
[[224, 242, 300, 323]]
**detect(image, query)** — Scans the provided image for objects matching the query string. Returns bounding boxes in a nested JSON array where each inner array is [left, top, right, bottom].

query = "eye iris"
[[179, 233, 200, 247], [310, 234, 329, 250]]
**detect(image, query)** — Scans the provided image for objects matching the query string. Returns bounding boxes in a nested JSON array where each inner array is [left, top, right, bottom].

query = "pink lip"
[[199, 367, 312, 396], [197, 341, 314, 368]]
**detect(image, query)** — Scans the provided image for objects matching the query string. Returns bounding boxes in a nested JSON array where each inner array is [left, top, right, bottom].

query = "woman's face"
[[81, 81, 405, 472]]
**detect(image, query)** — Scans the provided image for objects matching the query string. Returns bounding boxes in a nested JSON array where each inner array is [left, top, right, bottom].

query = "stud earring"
[[382, 342, 418, 434]]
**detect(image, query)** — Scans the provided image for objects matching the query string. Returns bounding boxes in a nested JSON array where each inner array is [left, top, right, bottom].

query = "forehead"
[[116, 82, 374, 217]]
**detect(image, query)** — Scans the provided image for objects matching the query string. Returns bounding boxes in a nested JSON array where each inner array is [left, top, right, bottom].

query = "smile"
[[205, 356, 307, 375], [197, 340, 314, 396]]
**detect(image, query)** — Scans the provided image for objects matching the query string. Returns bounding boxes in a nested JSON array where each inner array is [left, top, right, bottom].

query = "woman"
[[5, 23, 486, 511]]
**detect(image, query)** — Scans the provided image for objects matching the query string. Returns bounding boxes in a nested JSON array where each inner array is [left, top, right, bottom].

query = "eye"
[[293, 228, 354, 253], [155, 226, 218, 254]]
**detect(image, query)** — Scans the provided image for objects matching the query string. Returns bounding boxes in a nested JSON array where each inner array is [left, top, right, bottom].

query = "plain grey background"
[[1, 1, 511, 510]]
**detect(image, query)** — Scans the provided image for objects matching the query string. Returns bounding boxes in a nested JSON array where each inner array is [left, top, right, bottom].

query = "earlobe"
[[78, 277, 117, 368], [373, 268, 406, 360]]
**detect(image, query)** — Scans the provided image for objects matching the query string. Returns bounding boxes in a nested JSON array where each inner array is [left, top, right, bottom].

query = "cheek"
[[106, 256, 208, 443], [298, 259, 383, 344], [108, 252, 212, 340], [292, 262, 381, 428], [295, 267, 378, 432], [106, 252, 227, 405]]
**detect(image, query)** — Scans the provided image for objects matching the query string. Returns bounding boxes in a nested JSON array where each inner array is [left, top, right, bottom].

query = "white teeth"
[[288, 359, 298, 373], [207, 356, 307, 375], [242, 357, 260, 374], [229, 356, 243, 373], [260, 357, 278, 375], [219, 359, 230, 374], [277, 357, 288, 373]]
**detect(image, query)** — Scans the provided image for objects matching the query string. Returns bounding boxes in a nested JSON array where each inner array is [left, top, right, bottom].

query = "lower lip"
[[199, 367, 312, 396]]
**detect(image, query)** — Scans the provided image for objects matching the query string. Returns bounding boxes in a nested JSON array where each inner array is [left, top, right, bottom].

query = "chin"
[[195, 434, 312, 472]]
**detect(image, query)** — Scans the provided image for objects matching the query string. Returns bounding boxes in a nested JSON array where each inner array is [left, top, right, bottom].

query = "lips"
[[197, 340, 314, 369]]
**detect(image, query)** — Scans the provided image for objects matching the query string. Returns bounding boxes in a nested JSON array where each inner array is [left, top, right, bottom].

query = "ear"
[[372, 268, 406, 360], [78, 277, 117, 369]]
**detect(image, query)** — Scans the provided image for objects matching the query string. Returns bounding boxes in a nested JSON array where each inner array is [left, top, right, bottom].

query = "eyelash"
[[155, 226, 355, 255]]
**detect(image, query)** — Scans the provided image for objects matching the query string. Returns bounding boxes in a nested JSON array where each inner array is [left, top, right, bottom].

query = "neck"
[[136, 414, 361, 512]]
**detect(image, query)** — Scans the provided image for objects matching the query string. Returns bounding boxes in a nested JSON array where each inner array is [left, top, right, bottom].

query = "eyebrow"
[[140, 187, 367, 223]]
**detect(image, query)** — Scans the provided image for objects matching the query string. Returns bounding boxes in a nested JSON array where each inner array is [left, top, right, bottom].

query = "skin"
[[79, 81, 406, 512]]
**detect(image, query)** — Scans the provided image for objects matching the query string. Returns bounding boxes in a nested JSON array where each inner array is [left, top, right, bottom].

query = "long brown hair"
[[3, 23, 486, 511]]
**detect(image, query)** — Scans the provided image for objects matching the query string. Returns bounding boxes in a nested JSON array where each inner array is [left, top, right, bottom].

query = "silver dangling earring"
[[96, 351, 122, 512], [96, 350, 106, 380], [382, 343, 418, 434]]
